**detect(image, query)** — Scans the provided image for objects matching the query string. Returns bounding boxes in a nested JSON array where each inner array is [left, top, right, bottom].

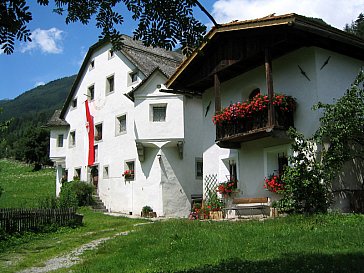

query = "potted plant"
[[264, 174, 285, 193], [122, 169, 134, 180], [141, 205, 156, 218]]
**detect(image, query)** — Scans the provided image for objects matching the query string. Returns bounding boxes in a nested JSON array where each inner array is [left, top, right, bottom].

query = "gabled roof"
[[167, 13, 364, 93], [46, 109, 69, 127], [60, 35, 183, 118], [126, 67, 169, 101]]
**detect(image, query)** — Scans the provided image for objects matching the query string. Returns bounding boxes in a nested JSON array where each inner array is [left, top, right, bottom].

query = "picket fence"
[[0, 208, 82, 234]]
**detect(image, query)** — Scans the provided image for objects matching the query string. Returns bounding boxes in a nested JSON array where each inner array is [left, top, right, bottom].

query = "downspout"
[[265, 48, 276, 127]]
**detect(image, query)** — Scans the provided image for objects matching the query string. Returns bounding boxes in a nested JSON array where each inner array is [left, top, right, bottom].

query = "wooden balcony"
[[216, 110, 294, 148]]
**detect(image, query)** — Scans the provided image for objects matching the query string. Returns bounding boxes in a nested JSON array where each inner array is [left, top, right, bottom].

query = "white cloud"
[[34, 81, 45, 87], [212, 0, 364, 29], [21, 28, 64, 54]]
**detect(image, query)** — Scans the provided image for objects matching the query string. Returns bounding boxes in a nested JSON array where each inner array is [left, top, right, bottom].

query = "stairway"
[[92, 194, 108, 212]]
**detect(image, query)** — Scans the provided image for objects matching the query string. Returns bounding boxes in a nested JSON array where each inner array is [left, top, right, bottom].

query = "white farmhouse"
[[167, 14, 364, 212], [48, 36, 203, 217]]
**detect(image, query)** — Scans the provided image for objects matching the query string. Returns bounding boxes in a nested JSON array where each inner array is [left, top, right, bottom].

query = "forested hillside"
[[0, 75, 75, 165]]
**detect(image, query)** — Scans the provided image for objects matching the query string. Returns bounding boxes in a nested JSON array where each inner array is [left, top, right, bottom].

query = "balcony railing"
[[213, 94, 296, 147]]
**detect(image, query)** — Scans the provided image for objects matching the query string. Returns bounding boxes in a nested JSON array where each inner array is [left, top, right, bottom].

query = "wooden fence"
[[0, 208, 82, 234]]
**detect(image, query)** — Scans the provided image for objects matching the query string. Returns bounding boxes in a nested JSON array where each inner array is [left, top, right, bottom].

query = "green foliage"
[[2, 1, 212, 55], [0, 75, 75, 161], [59, 180, 95, 208], [314, 69, 364, 182], [344, 13, 364, 39], [277, 128, 330, 214], [141, 205, 153, 213]]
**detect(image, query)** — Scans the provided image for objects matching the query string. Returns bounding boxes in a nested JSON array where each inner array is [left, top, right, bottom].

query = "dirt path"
[[18, 231, 130, 273]]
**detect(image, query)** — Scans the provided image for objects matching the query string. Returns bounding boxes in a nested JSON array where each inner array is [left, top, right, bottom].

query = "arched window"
[[249, 88, 260, 100]]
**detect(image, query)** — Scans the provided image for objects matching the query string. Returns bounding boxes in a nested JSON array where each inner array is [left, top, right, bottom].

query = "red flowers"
[[122, 169, 134, 178], [212, 93, 296, 125], [264, 174, 285, 193], [217, 180, 238, 197]]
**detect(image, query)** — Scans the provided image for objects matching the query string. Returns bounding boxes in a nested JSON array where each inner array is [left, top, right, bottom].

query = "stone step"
[[92, 195, 107, 212]]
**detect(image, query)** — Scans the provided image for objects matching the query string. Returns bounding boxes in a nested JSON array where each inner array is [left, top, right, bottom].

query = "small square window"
[[57, 134, 64, 147], [106, 75, 114, 94], [103, 166, 109, 179], [89, 60, 95, 70], [88, 85, 95, 101], [95, 123, 103, 141], [196, 158, 203, 179], [123, 160, 135, 180], [71, 98, 77, 108], [128, 71, 138, 85], [116, 114, 127, 135], [69, 131, 76, 147], [152, 105, 166, 122]]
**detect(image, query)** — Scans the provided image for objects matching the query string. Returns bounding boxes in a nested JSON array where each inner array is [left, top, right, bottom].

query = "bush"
[[38, 195, 59, 209], [59, 181, 94, 208]]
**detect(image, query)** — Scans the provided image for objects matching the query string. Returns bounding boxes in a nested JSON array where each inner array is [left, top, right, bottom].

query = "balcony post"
[[265, 48, 275, 127], [214, 73, 221, 113]]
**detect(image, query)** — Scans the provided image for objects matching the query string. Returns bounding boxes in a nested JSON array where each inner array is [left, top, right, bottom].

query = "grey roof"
[[60, 35, 183, 119], [47, 109, 69, 127], [120, 35, 183, 78]]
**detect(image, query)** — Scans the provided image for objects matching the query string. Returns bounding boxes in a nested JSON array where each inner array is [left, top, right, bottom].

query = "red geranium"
[[264, 174, 285, 193]]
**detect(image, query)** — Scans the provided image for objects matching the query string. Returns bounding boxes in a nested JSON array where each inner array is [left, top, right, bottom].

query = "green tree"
[[20, 127, 51, 171], [1, 0, 217, 55], [344, 13, 364, 39]]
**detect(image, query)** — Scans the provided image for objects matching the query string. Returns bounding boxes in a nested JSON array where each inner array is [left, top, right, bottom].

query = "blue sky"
[[0, 0, 363, 100]]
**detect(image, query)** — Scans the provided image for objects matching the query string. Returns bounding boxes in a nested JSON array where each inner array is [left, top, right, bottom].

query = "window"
[[123, 160, 135, 180], [249, 88, 260, 100], [108, 50, 114, 59], [229, 160, 237, 188], [128, 71, 138, 85], [94, 145, 99, 162], [103, 166, 109, 179], [71, 98, 77, 108], [89, 60, 95, 70], [69, 131, 76, 147], [95, 123, 103, 141], [106, 75, 114, 94], [116, 114, 127, 135], [57, 134, 64, 147], [152, 105, 167, 122], [74, 168, 81, 180], [278, 153, 288, 176], [195, 158, 203, 179], [88, 85, 95, 101]]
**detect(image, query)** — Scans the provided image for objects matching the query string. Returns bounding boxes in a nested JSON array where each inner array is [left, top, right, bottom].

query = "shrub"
[[59, 181, 94, 208], [38, 195, 59, 209]]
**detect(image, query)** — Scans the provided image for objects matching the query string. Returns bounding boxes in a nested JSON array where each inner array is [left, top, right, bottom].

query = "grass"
[[0, 159, 55, 208], [66, 214, 364, 273], [0, 160, 363, 272]]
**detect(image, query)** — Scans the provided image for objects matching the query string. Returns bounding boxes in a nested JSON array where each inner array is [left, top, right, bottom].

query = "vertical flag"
[[85, 100, 95, 166]]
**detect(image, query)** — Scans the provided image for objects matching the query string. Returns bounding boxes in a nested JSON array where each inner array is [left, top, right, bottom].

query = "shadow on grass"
[[173, 252, 364, 273]]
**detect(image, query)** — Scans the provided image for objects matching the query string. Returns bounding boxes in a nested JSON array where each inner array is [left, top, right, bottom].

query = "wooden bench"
[[223, 197, 271, 219]]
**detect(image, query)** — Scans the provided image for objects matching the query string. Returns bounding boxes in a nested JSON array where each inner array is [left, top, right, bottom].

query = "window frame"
[[128, 70, 138, 86], [195, 158, 203, 180], [106, 74, 115, 95], [74, 168, 81, 180], [103, 165, 109, 179], [108, 50, 114, 59], [115, 113, 127, 136], [151, 103, 167, 122], [124, 160, 135, 181], [69, 130, 76, 147], [89, 59, 95, 71], [71, 97, 77, 109], [57, 134, 64, 147], [95, 123, 103, 141], [88, 84, 95, 101]]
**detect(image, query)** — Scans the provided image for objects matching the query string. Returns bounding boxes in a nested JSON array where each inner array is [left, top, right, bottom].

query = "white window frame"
[[57, 134, 64, 148], [74, 167, 81, 180], [150, 103, 167, 122], [71, 97, 77, 109], [89, 59, 95, 71], [103, 165, 109, 179], [106, 74, 115, 95], [108, 50, 114, 59], [115, 113, 127, 136], [88, 84, 95, 101], [69, 130, 76, 147], [124, 160, 135, 181], [128, 70, 138, 86], [95, 123, 103, 141]]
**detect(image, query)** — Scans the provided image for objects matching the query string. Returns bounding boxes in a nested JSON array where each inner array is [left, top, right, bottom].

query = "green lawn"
[[0, 159, 55, 208], [0, 160, 363, 273]]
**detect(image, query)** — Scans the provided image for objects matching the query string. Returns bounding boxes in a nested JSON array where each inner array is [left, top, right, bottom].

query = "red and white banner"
[[85, 100, 95, 166]]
